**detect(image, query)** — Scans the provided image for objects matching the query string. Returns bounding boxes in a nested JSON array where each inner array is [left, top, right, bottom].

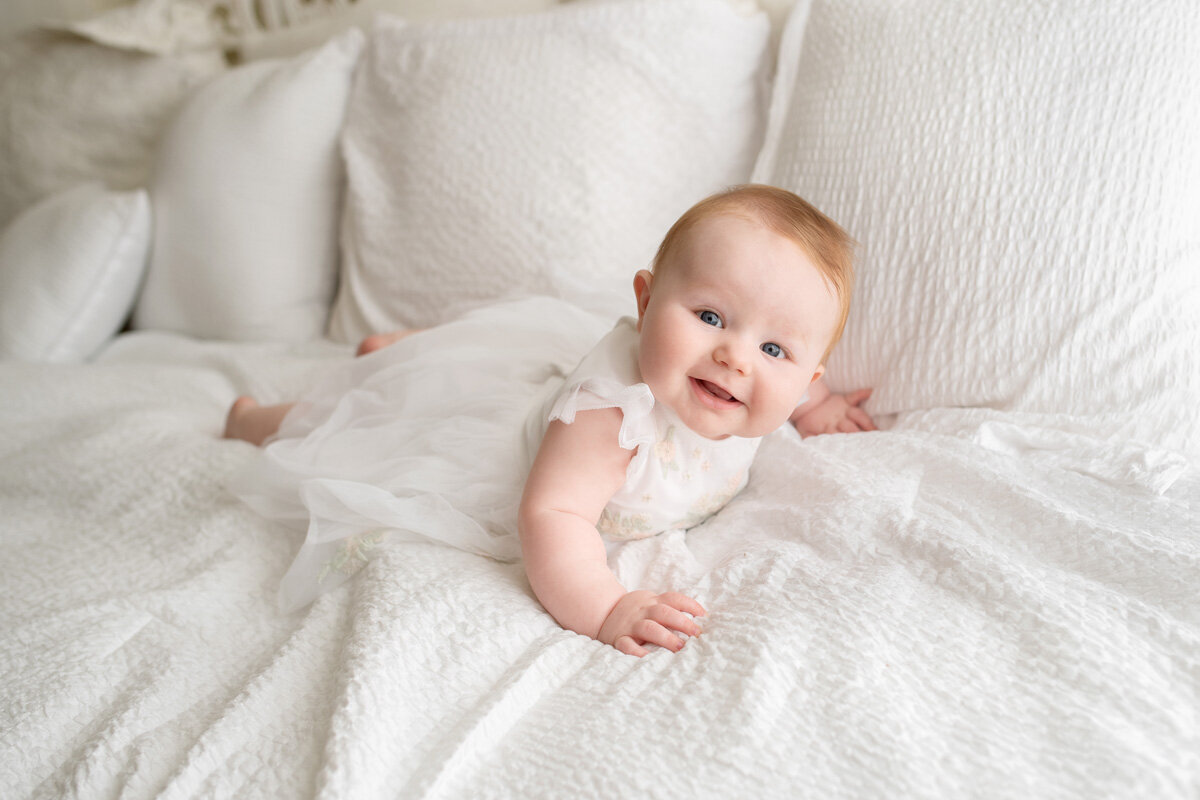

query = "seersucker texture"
[[756, 0, 1200, 457], [2, 334, 1198, 798], [328, 0, 771, 342]]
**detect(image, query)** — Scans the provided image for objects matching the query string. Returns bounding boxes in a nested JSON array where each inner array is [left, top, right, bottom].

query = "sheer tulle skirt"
[[228, 296, 610, 611]]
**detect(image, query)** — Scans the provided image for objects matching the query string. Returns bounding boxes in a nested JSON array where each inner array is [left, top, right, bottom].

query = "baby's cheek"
[[640, 358, 673, 400], [639, 326, 679, 377], [636, 346, 666, 396], [761, 384, 805, 428]]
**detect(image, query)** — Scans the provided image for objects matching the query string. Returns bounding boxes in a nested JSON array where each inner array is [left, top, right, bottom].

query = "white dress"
[[229, 296, 762, 612]]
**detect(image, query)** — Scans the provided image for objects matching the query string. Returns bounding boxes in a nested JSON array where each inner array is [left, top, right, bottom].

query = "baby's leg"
[[223, 397, 295, 446], [356, 328, 425, 357]]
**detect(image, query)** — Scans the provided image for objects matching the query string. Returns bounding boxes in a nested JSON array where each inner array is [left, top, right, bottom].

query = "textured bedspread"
[[2, 333, 1198, 798]]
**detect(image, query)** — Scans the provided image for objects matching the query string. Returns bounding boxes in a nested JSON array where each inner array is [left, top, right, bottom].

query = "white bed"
[[2, 1, 1198, 798]]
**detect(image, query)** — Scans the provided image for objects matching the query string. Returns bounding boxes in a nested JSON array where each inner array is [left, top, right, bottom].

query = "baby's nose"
[[714, 341, 751, 374]]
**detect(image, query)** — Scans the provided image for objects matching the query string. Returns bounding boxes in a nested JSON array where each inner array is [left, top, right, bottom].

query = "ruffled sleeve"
[[545, 316, 657, 451], [548, 378, 655, 451]]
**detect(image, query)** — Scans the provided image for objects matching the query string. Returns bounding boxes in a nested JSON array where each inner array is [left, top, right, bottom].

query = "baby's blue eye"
[[698, 310, 723, 328], [761, 342, 784, 359]]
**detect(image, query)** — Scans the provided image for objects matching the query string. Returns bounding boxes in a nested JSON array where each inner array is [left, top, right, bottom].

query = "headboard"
[[209, 0, 567, 59]]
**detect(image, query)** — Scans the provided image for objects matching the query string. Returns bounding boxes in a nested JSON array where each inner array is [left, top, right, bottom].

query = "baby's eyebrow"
[[772, 316, 810, 345], [778, 330, 810, 352]]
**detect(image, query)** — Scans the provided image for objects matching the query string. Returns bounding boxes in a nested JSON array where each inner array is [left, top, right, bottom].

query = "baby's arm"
[[519, 410, 705, 656], [789, 377, 876, 437]]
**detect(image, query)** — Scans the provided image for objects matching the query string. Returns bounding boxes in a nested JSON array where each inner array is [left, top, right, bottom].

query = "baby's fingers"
[[648, 603, 703, 638], [634, 620, 685, 653], [846, 406, 876, 431], [846, 388, 873, 406], [614, 635, 649, 658], [658, 592, 706, 618]]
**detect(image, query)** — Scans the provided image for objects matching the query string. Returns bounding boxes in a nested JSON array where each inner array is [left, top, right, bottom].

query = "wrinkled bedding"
[[2, 332, 1198, 798]]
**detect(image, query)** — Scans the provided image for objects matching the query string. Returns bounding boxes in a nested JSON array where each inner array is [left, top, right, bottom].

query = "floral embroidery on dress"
[[654, 425, 679, 479], [597, 508, 655, 540], [317, 529, 389, 584], [669, 471, 747, 531]]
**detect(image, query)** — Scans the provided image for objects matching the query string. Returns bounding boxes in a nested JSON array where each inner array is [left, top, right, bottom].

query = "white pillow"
[[755, 0, 1200, 456], [133, 29, 365, 342], [0, 29, 224, 231], [327, 0, 770, 342], [0, 183, 151, 363], [234, 0, 562, 61]]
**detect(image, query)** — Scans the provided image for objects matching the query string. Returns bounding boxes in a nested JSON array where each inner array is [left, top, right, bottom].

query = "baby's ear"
[[633, 270, 654, 327]]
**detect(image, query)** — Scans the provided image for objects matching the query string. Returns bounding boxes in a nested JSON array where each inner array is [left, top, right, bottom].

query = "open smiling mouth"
[[690, 377, 742, 409]]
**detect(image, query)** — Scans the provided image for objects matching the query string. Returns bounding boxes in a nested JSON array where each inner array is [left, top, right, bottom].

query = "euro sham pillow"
[[755, 0, 1200, 455], [133, 29, 365, 342], [0, 29, 223, 231], [0, 183, 150, 363], [327, 0, 770, 342]]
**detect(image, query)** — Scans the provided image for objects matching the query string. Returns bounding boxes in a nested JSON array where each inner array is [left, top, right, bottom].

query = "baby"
[[225, 184, 871, 656]]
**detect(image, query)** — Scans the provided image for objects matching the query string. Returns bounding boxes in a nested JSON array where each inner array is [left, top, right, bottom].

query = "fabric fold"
[[973, 421, 1189, 495]]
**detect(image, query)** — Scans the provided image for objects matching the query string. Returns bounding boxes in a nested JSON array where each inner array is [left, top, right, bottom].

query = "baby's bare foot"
[[356, 329, 423, 357], [356, 334, 392, 357], [223, 396, 261, 443], [223, 397, 295, 445]]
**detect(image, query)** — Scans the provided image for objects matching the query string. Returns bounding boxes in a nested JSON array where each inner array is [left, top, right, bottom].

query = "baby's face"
[[634, 212, 839, 440]]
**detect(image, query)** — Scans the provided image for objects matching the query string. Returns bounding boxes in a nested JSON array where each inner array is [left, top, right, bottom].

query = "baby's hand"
[[791, 388, 876, 438], [597, 590, 706, 657]]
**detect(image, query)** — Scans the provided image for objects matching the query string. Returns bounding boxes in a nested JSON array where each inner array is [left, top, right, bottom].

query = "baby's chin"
[[676, 412, 775, 441], [700, 413, 796, 441]]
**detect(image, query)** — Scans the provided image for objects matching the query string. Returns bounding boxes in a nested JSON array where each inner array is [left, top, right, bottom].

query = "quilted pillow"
[[755, 0, 1200, 455], [327, 0, 770, 342]]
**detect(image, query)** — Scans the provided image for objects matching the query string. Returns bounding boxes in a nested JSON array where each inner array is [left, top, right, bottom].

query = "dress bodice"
[[539, 317, 762, 540]]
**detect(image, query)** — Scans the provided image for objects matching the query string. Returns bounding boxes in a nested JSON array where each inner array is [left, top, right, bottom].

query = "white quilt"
[[2, 333, 1198, 798]]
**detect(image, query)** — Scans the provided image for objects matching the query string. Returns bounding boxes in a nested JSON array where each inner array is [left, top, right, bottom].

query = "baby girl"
[[225, 184, 872, 656]]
